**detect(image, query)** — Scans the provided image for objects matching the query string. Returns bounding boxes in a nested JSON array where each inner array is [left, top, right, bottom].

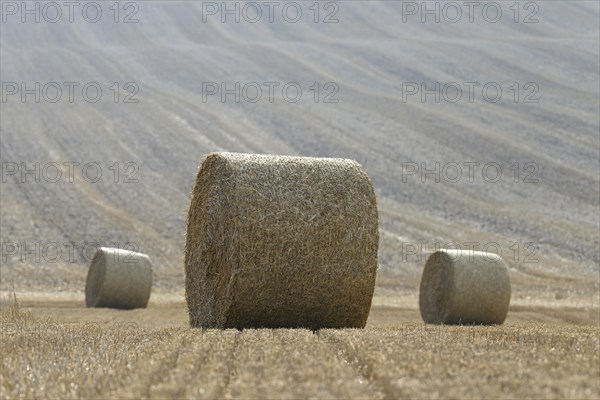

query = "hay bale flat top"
[[185, 152, 379, 329]]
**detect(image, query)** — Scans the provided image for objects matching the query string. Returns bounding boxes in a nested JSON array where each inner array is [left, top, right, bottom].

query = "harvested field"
[[1, 1, 598, 399], [1, 290, 598, 399]]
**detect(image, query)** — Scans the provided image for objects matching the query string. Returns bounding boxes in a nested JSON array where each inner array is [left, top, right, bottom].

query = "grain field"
[[1, 290, 599, 399]]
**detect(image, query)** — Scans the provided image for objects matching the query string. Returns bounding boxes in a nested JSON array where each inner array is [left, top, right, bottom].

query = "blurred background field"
[[1, 1, 598, 301]]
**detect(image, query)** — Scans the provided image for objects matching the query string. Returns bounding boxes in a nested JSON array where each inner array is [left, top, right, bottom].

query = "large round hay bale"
[[419, 249, 511, 324], [85, 247, 153, 309], [185, 152, 379, 329]]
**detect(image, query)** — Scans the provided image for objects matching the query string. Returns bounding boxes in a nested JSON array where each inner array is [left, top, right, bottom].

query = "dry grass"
[[1, 293, 598, 399]]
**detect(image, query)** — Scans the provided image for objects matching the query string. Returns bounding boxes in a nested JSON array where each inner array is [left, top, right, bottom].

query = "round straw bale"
[[185, 152, 379, 329], [419, 249, 511, 324], [85, 247, 153, 309]]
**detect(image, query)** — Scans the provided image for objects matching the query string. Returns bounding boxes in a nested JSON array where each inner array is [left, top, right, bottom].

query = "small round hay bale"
[[419, 249, 511, 325], [185, 152, 379, 329], [85, 247, 153, 309]]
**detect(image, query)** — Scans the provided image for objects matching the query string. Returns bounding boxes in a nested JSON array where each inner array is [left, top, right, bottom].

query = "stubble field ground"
[[1, 283, 598, 400]]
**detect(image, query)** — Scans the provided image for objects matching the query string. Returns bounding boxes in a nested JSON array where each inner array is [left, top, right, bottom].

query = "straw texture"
[[419, 249, 511, 324], [85, 247, 153, 309], [184, 152, 379, 329]]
